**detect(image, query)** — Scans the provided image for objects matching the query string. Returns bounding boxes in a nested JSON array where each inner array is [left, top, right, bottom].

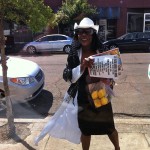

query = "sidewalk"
[[0, 117, 150, 150]]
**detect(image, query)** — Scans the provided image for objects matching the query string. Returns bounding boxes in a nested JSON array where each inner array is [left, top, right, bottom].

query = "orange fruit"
[[98, 89, 106, 98], [91, 90, 98, 100], [101, 97, 108, 105], [94, 98, 102, 108]]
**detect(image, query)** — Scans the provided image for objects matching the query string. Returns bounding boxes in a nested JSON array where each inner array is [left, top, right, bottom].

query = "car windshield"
[[36, 36, 51, 42], [117, 34, 128, 39]]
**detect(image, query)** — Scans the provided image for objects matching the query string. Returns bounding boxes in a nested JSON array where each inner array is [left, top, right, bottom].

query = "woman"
[[63, 17, 120, 150]]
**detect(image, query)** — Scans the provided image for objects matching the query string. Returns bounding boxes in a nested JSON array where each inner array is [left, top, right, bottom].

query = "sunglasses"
[[76, 28, 95, 35]]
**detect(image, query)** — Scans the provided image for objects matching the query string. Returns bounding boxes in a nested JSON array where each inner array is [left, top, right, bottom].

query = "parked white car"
[[0, 56, 44, 105], [22, 34, 73, 54]]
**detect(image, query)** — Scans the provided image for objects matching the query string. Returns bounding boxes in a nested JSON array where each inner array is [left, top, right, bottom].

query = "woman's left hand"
[[82, 57, 94, 69]]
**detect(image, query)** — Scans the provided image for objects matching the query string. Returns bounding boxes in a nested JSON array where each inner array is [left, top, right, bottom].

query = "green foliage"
[[56, 0, 97, 24], [0, 0, 53, 32]]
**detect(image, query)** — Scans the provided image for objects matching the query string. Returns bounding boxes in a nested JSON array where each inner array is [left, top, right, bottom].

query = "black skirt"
[[77, 102, 115, 135], [77, 69, 115, 136]]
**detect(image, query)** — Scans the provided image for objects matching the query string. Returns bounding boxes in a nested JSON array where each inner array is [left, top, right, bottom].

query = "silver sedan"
[[22, 34, 73, 54], [0, 56, 44, 108]]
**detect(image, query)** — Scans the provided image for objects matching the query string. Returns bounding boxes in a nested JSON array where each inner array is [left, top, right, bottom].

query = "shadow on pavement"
[[12, 133, 36, 150], [0, 89, 53, 119], [8, 51, 67, 57], [28, 89, 53, 116]]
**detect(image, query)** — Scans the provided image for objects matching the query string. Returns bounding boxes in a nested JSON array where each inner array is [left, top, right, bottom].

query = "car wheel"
[[63, 45, 71, 54], [109, 45, 118, 50], [27, 46, 37, 54]]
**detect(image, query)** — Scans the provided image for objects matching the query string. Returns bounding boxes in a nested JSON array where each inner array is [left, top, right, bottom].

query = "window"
[[144, 32, 150, 38], [54, 36, 67, 41], [144, 13, 150, 32], [137, 33, 144, 38], [47, 36, 54, 41], [127, 13, 143, 33], [37, 36, 53, 42], [124, 34, 133, 39]]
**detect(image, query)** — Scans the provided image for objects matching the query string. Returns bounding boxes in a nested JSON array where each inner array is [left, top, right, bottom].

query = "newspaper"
[[88, 48, 122, 79]]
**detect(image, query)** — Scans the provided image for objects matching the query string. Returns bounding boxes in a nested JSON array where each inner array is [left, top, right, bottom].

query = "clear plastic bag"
[[86, 77, 114, 109]]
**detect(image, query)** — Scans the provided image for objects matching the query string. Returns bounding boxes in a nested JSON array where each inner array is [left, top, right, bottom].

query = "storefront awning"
[[97, 7, 120, 19]]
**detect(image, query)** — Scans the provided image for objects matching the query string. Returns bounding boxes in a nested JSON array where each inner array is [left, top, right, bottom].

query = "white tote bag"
[[34, 92, 81, 145]]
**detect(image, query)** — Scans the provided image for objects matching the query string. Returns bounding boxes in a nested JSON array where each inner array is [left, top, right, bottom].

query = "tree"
[[56, 0, 97, 25], [52, 0, 97, 36], [0, 0, 53, 137]]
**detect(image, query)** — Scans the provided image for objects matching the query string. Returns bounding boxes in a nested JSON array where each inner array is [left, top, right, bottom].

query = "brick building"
[[45, 0, 150, 41], [4, 0, 150, 46]]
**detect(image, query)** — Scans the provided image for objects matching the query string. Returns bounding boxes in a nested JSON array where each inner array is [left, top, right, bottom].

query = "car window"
[[124, 34, 133, 39], [137, 33, 144, 38], [37, 36, 53, 42], [124, 33, 137, 39], [54, 36, 67, 41], [46, 36, 54, 41], [37, 37, 48, 42], [118, 34, 127, 39], [143, 32, 150, 38]]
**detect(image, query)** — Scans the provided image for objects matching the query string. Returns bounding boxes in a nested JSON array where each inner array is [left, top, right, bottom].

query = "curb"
[[115, 118, 150, 125], [0, 117, 150, 124]]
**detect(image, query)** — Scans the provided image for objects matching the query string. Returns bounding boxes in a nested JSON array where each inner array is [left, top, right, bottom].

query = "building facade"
[[4, 0, 150, 45], [45, 0, 150, 40]]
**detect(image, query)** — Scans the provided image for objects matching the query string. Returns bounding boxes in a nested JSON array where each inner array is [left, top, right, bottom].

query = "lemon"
[[94, 98, 102, 108], [98, 89, 106, 98], [91, 90, 98, 100], [101, 97, 108, 105]]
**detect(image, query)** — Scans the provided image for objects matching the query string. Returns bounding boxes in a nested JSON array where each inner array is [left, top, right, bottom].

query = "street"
[[0, 52, 150, 120]]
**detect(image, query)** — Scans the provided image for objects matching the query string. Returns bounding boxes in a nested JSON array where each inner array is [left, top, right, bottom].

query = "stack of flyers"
[[93, 48, 123, 72], [88, 48, 123, 79], [89, 55, 118, 79]]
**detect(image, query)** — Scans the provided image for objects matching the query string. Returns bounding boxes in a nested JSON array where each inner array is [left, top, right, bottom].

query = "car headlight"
[[10, 77, 35, 85]]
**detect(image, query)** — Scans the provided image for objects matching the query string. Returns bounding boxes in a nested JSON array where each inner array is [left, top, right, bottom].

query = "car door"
[[131, 32, 150, 52], [36, 36, 54, 51], [118, 33, 138, 51], [142, 32, 150, 51], [52, 35, 67, 51], [132, 32, 145, 52]]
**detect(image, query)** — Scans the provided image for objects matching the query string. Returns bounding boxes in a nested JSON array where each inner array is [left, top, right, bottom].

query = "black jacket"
[[63, 47, 80, 98]]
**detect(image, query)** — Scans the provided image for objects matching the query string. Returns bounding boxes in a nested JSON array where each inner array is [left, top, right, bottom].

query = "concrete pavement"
[[0, 117, 150, 150]]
